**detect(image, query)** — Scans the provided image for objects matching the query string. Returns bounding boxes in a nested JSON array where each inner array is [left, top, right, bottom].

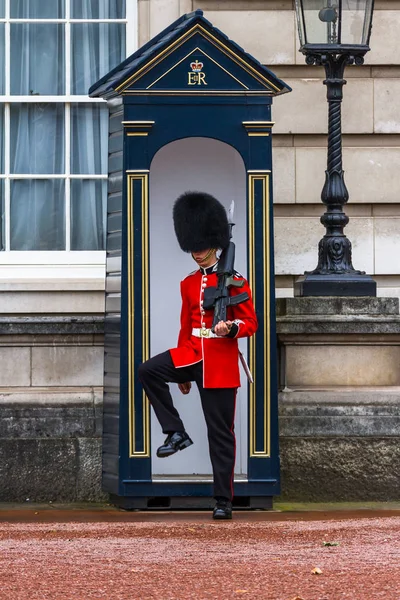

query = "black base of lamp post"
[[294, 273, 377, 297]]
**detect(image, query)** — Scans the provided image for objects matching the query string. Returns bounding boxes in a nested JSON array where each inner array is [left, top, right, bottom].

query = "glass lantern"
[[295, 0, 374, 51]]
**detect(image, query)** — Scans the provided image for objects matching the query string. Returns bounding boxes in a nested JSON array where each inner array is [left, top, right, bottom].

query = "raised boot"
[[156, 431, 193, 458]]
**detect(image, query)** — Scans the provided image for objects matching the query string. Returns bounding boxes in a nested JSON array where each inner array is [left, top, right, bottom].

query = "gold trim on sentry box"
[[248, 172, 271, 458], [243, 122, 274, 136], [116, 24, 281, 93], [242, 122, 275, 127], [127, 173, 150, 458], [122, 121, 155, 126], [146, 46, 249, 91], [123, 90, 273, 96]]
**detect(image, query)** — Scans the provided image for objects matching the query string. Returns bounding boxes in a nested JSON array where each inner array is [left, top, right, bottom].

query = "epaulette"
[[182, 270, 198, 281]]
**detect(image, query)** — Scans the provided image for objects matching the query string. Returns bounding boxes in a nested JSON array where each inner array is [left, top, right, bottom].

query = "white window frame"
[[0, 0, 137, 287]]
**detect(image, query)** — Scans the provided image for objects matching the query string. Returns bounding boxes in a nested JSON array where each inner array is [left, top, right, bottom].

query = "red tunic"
[[169, 267, 258, 388]]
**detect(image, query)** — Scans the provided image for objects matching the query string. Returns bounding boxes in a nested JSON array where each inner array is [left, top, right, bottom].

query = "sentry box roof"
[[89, 9, 291, 99]]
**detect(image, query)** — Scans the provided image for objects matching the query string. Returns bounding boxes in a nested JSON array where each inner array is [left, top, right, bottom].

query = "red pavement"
[[0, 508, 399, 600]]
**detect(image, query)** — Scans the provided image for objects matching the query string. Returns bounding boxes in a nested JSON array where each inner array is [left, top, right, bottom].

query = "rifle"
[[202, 202, 249, 330]]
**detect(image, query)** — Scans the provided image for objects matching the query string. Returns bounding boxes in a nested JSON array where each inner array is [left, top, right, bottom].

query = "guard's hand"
[[178, 382, 191, 395], [214, 320, 233, 337]]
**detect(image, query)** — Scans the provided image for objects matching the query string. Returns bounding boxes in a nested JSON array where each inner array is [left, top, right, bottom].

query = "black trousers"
[[138, 351, 236, 501]]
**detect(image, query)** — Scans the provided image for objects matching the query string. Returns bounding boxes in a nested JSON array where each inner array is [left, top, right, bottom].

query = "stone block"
[[285, 345, 400, 387], [377, 287, 400, 299], [205, 10, 296, 65], [0, 347, 30, 387], [296, 147, 400, 204], [366, 11, 400, 66], [0, 438, 78, 502], [343, 147, 400, 204], [374, 79, 400, 134], [273, 79, 373, 134], [76, 438, 106, 501], [295, 147, 325, 204], [0, 316, 104, 336], [276, 296, 399, 316], [0, 291, 105, 314], [279, 390, 400, 437], [31, 346, 104, 387], [272, 146, 295, 203], [279, 437, 400, 501], [274, 216, 374, 275], [375, 218, 400, 275], [342, 79, 374, 134], [149, 0, 179, 37], [0, 437, 106, 502], [273, 78, 326, 134], [138, 0, 150, 47], [276, 286, 294, 298], [0, 403, 98, 439], [274, 216, 324, 275]]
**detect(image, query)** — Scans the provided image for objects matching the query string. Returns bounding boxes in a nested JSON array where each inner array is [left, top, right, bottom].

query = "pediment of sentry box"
[[118, 27, 280, 95]]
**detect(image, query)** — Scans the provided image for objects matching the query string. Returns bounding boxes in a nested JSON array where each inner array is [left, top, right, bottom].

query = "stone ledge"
[[0, 316, 105, 335], [0, 387, 103, 405], [0, 395, 103, 438], [277, 315, 400, 335], [280, 389, 400, 405], [280, 413, 400, 438], [279, 391, 400, 437], [276, 297, 399, 316], [276, 297, 400, 335]]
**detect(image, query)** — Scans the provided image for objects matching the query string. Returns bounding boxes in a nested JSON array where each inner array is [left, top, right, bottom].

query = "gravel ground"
[[0, 514, 399, 600]]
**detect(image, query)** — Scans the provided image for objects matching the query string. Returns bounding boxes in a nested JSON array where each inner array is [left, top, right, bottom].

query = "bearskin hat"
[[173, 191, 230, 252]]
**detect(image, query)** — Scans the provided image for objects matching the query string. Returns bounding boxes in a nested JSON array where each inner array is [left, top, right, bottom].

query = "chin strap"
[[192, 248, 216, 263]]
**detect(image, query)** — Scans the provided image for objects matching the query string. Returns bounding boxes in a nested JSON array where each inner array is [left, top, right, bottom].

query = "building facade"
[[1, 0, 399, 502], [0, 0, 135, 501]]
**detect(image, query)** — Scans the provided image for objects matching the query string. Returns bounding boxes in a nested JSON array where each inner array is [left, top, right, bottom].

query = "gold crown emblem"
[[190, 60, 203, 72]]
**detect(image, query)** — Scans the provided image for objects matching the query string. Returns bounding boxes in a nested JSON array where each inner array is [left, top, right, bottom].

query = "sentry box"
[[89, 9, 291, 510]]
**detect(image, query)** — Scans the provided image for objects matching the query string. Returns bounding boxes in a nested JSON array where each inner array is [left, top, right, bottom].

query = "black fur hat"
[[173, 191, 230, 252]]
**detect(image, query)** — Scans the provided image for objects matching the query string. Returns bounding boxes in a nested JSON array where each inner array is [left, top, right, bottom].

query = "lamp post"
[[293, 0, 376, 296]]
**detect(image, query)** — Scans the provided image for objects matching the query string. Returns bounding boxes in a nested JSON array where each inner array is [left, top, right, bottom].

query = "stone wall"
[[277, 297, 400, 501], [0, 318, 106, 502], [2, 301, 399, 503]]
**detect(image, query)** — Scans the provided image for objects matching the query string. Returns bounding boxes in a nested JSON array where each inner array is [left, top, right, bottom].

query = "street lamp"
[[293, 0, 376, 296]]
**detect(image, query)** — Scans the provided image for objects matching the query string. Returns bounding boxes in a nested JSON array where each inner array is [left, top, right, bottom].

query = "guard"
[[138, 191, 257, 520]]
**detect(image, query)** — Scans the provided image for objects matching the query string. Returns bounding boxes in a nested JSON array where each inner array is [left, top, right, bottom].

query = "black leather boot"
[[156, 431, 193, 458], [213, 499, 233, 520]]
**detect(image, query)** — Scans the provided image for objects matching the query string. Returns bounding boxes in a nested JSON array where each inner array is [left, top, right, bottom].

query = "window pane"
[[71, 180, 106, 250], [0, 106, 4, 173], [0, 0, 4, 18], [0, 180, 4, 251], [72, 0, 125, 19], [71, 23, 125, 95], [11, 0, 65, 18], [11, 24, 65, 95], [10, 180, 65, 250], [71, 105, 108, 174], [10, 104, 65, 174], [0, 24, 4, 94]]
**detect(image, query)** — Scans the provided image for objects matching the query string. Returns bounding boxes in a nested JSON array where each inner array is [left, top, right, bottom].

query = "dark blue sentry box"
[[90, 9, 291, 509]]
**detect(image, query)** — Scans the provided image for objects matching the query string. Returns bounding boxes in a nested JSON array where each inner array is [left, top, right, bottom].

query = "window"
[[0, 0, 132, 254]]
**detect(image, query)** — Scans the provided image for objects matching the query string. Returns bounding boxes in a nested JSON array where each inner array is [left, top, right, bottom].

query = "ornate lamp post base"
[[294, 273, 377, 297]]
